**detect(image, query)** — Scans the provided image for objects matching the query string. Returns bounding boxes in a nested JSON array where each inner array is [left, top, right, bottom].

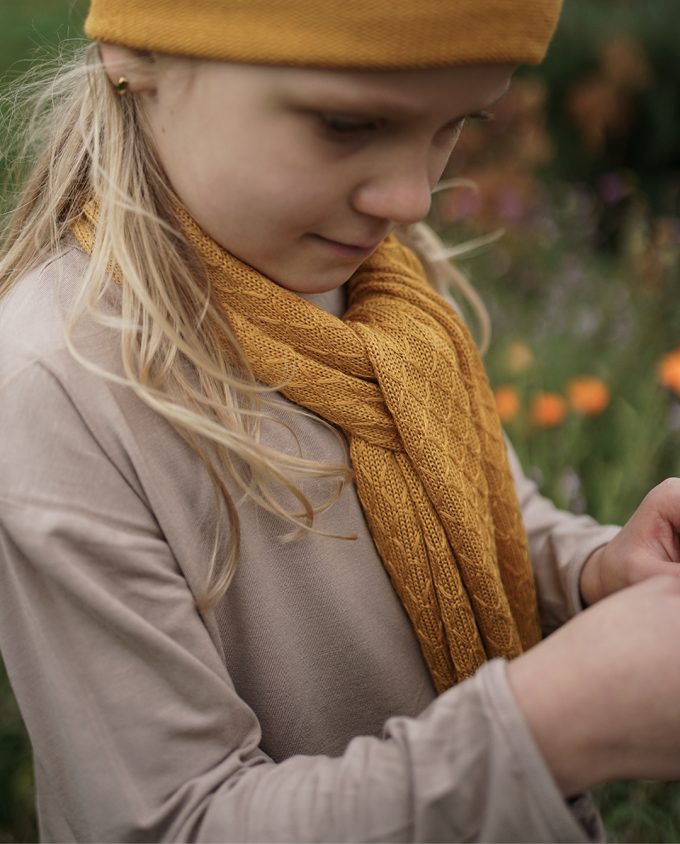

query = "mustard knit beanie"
[[85, 0, 563, 70]]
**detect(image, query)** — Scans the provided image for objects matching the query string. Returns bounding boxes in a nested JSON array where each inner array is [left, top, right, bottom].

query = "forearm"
[[194, 661, 589, 844], [507, 575, 680, 798], [507, 634, 612, 797]]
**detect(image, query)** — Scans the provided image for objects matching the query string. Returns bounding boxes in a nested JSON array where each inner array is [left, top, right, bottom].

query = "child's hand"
[[508, 574, 680, 795], [579, 478, 680, 605]]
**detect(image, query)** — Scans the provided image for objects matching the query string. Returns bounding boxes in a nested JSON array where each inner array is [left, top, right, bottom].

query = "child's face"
[[142, 59, 514, 293]]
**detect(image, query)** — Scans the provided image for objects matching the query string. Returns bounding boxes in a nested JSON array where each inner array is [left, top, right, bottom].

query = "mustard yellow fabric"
[[72, 204, 541, 692], [85, 0, 563, 69]]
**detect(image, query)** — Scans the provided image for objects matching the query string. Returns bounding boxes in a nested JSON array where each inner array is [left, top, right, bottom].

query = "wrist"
[[507, 642, 614, 797], [578, 544, 607, 607]]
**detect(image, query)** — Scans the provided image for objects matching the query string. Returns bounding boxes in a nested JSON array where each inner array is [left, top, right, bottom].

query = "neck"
[[298, 286, 347, 319]]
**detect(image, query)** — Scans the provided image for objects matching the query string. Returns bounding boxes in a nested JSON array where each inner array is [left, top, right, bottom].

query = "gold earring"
[[114, 76, 130, 96]]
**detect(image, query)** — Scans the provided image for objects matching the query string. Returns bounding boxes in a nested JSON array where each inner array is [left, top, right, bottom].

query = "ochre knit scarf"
[[73, 204, 541, 693]]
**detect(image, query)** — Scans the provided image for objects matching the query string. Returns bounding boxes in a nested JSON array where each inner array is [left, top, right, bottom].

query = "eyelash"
[[319, 115, 383, 135], [319, 110, 494, 138], [468, 110, 494, 123]]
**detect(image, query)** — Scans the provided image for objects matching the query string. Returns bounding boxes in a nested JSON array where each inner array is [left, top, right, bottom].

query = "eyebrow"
[[282, 80, 510, 124], [290, 90, 447, 120]]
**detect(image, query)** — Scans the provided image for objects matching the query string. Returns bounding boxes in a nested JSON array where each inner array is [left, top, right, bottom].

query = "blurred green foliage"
[[0, 668, 35, 843], [542, 0, 680, 217], [0, 1, 86, 74], [0, 0, 679, 842], [1, 8, 86, 843]]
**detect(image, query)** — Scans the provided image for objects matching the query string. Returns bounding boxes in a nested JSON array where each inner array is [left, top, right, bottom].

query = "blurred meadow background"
[[0, 0, 679, 841]]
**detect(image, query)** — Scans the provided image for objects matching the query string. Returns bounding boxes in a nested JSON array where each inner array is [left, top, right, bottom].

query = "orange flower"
[[494, 386, 520, 422], [530, 392, 567, 428], [658, 349, 680, 395], [566, 376, 611, 416]]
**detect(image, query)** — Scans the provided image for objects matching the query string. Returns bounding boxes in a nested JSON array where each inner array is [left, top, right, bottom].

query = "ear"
[[98, 42, 157, 94]]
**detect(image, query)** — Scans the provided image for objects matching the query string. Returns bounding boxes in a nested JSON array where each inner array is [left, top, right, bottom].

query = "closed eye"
[[467, 110, 494, 122], [435, 110, 494, 142], [319, 113, 385, 136], [318, 109, 494, 141], [446, 110, 494, 132]]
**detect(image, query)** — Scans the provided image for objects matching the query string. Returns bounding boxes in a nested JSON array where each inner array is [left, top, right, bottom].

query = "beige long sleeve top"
[[0, 247, 620, 843]]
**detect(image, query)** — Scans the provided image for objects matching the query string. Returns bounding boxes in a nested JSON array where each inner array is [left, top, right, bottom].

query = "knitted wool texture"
[[73, 205, 542, 692], [85, 0, 563, 69]]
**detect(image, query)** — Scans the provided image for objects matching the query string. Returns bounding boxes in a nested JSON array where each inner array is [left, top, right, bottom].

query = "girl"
[[1, 1, 680, 841]]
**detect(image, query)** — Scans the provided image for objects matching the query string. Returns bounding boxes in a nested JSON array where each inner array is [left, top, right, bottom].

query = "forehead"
[[284, 64, 514, 112], [184, 59, 515, 117]]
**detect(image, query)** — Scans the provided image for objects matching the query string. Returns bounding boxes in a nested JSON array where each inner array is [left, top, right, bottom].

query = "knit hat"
[[85, 0, 563, 70]]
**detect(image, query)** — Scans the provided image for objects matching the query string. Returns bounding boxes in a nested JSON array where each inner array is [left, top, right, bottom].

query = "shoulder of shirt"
[[0, 245, 113, 386]]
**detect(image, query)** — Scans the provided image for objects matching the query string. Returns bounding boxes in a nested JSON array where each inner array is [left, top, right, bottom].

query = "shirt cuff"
[[563, 526, 621, 615], [479, 659, 605, 843]]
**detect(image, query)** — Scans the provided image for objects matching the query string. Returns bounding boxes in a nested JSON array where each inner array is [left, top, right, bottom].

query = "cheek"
[[246, 160, 340, 230], [153, 111, 345, 239], [155, 119, 246, 219], [245, 124, 350, 213]]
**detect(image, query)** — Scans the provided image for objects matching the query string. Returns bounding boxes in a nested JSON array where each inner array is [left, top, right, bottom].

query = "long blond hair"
[[0, 42, 490, 606]]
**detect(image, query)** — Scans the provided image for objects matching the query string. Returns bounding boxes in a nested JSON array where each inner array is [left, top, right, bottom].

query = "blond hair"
[[0, 42, 490, 606]]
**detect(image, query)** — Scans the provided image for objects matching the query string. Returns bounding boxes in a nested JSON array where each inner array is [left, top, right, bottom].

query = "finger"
[[639, 479, 680, 562], [628, 555, 680, 587]]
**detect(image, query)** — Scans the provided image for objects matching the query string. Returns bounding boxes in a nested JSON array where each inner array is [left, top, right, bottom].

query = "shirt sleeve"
[[505, 438, 621, 633], [0, 361, 596, 843]]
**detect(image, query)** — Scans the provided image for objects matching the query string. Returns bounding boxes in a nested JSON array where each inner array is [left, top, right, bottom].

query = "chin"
[[272, 268, 355, 295]]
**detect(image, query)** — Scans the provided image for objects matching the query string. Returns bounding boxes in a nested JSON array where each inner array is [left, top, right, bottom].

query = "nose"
[[351, 150, 434, 226]]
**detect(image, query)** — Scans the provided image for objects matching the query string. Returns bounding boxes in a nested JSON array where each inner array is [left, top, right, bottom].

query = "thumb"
[[638, 479, 680, 562], [628, 554, 680, 587]]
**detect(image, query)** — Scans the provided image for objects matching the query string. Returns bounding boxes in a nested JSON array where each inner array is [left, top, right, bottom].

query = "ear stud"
[[114, 76, 130, 96]]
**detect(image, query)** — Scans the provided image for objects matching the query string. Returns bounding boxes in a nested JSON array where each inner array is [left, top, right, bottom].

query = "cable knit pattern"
[[73, 205, 541, 692]]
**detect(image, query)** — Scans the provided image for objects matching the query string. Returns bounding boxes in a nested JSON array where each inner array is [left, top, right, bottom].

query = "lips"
[[310, 233, 385, 260]]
